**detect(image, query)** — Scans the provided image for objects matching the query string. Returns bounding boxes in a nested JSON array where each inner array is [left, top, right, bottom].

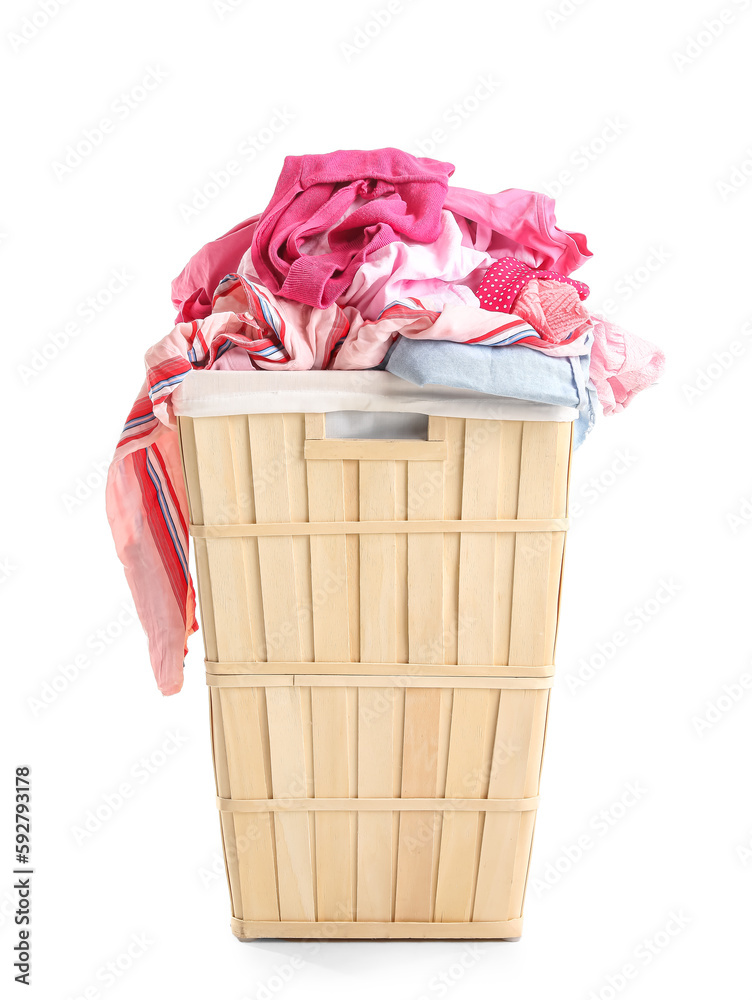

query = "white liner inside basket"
[[172, 371, 578, 434]]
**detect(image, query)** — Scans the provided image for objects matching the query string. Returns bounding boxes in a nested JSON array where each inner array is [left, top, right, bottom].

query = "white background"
[[3, 0, 751, 996]]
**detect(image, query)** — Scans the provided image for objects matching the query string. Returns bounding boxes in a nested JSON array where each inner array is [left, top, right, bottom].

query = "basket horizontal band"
[[205, 659, 555, 678], [217, 795, 539, 813], [304, 438, 448, 462], [231, 917, 522, 940], [206, 672, 553, 690], [190, 517, 568, 538]]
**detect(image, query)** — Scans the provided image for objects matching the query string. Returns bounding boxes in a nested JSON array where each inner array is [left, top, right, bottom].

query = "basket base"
[[231, 918, 522, 941]]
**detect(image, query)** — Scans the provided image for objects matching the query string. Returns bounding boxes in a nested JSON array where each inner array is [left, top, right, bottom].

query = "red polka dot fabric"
[[477, 257, 590, 313]]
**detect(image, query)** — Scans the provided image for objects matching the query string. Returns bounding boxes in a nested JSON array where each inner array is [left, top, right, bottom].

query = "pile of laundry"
[[107, 147, 664, 694]]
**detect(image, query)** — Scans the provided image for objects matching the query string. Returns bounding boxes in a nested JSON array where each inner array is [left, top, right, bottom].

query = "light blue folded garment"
[[384, 336, 598, 447]]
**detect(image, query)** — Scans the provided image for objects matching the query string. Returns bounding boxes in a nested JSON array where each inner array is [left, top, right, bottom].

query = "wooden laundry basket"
[[178, 405, 573, 940]]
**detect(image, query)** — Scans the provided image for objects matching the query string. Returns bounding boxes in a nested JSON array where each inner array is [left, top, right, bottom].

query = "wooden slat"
[[358, 462, 397, 662], [407, 459, 444, 664], [494, 421, 523, 665], [304, 413, 325, 439], [207, 674, 553, 689], [205, 660, 555, 678], [248, 415, 301, 663], [231, 916, 523, 940], [192, 417, 258, 662], [219, 796, 538, 813], [219, 688, 279, 921], [178, 418, 218, 661], [442, 418, 465, 665], [508, 422, 570, 666], [458, 420, 502, 665], [473, 688, 549, 920], [285, 415, 314, 663], [433, 689, 495, 921], [311, 688, 353, 920], [395, 461, 409, 665], [306, 439, 447, 461], [394, 688, 442, 921], [357, 688, 395, 920], [343, 460, 360, 661], [192, 517, 568, 537], [265, 687, 316, 920], [209, 688, 241, 916], [306, 453, 351, 662], [358, 460, 398, 918]]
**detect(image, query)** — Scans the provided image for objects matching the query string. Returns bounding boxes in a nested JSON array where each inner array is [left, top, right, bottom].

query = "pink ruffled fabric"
[[588, 314, 665, 414]]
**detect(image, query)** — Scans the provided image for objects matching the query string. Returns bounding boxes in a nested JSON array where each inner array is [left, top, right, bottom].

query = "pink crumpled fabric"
[[588, 314, 665, 415], [331, 211, 489, 318], [444, 186, 592, 275], [250, 148, 455, 308], [171, 214, 260, 323]]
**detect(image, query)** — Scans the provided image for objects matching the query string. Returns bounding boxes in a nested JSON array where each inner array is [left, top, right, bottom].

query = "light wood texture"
[[305, 439, 447, 462], [311, 687, 354, 920], [177, 410, 574, 938], [357, 460, 398, 919], [434, 689, 496, 921], [191, 517, 569, 537], [218, 687, 279, 920], [248, 416, 301, 663], [265, 687, 315, 920], [306, 448, 351, 663], [206, 672, 554, 689], [205, 660, 555, 678], [357, 687, 395, 920], [218, 796, 539, 813], [508, 422, 572, 666], [231, 917, 522, 940], [395, 688, 442, 922]]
